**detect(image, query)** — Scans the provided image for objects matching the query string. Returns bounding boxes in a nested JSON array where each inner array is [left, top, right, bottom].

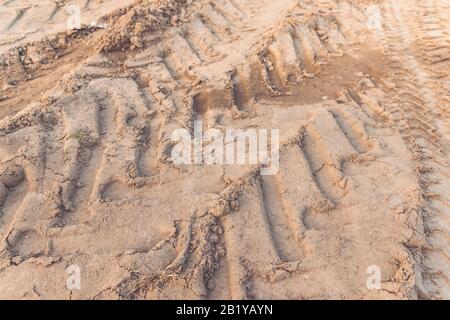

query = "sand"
[[0, 0, 448, 299]]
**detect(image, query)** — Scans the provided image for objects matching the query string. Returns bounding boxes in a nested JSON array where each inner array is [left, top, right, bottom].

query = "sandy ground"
[[0, 0, 448, 300]]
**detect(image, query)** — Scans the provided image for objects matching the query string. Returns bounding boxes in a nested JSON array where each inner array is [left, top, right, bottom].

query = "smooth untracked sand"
[[0, 0, 448, 299]]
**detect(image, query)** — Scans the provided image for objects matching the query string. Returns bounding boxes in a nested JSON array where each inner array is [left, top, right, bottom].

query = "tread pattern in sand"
[[0, 0, 448, 300]]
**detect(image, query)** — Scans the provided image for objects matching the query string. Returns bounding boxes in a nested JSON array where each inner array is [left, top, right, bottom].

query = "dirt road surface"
[[0, 0, 448, 299]]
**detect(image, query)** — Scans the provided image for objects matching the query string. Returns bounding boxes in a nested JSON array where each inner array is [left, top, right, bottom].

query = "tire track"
[[374, 0, 450, 299], [0, 0, 445, 300]]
